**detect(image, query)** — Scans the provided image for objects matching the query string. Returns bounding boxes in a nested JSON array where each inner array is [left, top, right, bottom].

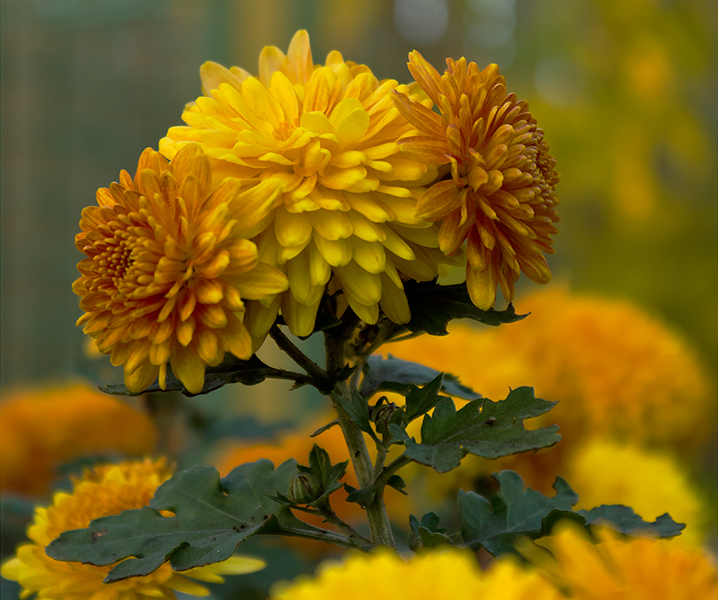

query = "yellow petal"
[[312, 232, 352, 267], [259, 45, 286, 86], [334, 261, 382, 305], [335, 107, 370, 147], [275, 206, 313, 248], [308, 240, 332, 286], [466, 264, 496, 310], [379, 273, 411, 324], [415, 180, 461, 221], [309, 209, 353, 240], [350, 237, 386, 274], [281, 293, 322, 337], [286, 29, 313, 84], [231, 262, 288, 300]]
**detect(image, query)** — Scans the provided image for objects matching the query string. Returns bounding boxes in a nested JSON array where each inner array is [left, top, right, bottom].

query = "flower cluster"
[[73, 30, 559, 392], [0, 458, 265, 599]]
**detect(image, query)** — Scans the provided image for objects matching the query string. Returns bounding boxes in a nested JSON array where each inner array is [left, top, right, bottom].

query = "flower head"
[[1, 458, 265, 600], [160, 31, 455, 340], [393, 52, 560, 309], [73, 144, 288, 393], [0, 382, 156, 495], [519, 522, 718, 600], [270, 547, 560, 600]]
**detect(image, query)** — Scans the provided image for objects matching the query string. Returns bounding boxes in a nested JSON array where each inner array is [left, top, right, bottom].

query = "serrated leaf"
[[303, 444, 348, 506], [403, 282, 528, 336], [335, 390, 373, 434], [359, 355, 479, 400], [408, 512, 452, 550], [399, 387, 560, 473], [46, 460, 324, 580], [343, 483, 375, 507], [101, 354, 272, 397], [458, 471, 685, 557], [405, 373, 445, 423]]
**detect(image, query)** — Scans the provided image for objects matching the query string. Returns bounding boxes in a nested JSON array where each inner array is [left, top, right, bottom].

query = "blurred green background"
[[1, 0, 716, 597]]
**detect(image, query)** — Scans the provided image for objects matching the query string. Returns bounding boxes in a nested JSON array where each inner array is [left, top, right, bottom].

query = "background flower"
[[0, 382, 156, 496], [270, 547, 560, 600], [73, 144, 288, 393], [160, 30, 457, 340], [1, 458, 265, 600]]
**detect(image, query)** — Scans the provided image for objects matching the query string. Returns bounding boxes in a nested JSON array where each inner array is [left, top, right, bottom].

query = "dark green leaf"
[[408, 512, 452, 550], [458, 471, 685, 557], [359, 355, 479, 400], [300, 444, 348, 506], [343, 484, 375, 508], [405, 373, 445, 423], [310, 420, 340, 438], [335, 391, 373, 434], [399, 387, 560, 473], [46, 460, 324, 580], [100, 354, 272, 397], [403, 282, 528, 336], [386, 475, 408, 495]]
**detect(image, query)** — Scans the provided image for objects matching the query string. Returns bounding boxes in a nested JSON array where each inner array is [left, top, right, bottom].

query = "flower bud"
[[289, 473, 323, 505], [371, 400, 401, 437]]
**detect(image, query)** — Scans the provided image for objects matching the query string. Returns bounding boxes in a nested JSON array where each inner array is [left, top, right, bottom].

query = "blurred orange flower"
[[0, 382, 157, 495]]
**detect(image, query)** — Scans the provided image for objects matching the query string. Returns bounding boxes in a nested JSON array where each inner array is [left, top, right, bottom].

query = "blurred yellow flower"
[[519, 522, 718, 600], [382, 288, 713, 493], [73, 144, 288, 394], [1, 458, 265, 600], [160, 30, 454, 341], [393, 52, 560, 309], [0, 382, 156, 496], [567, 439, 705, 547], [270, 547, 560, 600]]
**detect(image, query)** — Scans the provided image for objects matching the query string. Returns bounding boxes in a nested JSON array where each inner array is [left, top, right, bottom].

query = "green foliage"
[[402, 282, 528, 336], [458, 471, 685, 557], [408, 512, 454, 550], [359, 355, 479, 400], [101, 355, 272, 397], [292, 445, 348, 507], [390, 387, 560, 473], [46, 460, 323, 581]]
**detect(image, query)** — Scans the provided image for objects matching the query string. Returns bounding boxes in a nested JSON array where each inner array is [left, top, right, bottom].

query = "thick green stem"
[[325, 333, 396, 548]]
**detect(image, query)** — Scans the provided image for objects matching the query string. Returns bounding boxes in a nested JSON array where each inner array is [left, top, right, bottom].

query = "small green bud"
[[371, 399, 400, 437], [289, 473, 323, 505]]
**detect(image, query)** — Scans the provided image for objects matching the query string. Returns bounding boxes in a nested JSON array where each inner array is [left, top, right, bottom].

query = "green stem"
[[325, 332, 396, 548], [269, 325, 332, 390], [374, 454, 412, 489], [262, 524, 362, 550]]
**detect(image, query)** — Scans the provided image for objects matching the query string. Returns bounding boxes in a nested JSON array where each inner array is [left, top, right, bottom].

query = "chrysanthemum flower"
[[0, 458, 265, 600], [519, 522, 718, 600], [270, 547, 560, 600], [392, 52, 560, 309], [0, 382, 156, 495], [160, 30, 455, 340], [73, 144, 288, 394]]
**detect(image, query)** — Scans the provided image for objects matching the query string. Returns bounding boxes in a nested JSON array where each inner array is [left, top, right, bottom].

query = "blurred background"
[[1, 0, 716, 598]]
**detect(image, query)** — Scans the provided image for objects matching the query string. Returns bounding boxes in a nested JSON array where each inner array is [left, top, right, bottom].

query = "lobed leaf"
[[46, 460, 326, 581], [359, 355, 479, 400], [403, 281, 528, 336], [398, 387, 560, 473], [458, 471, 685, 557]]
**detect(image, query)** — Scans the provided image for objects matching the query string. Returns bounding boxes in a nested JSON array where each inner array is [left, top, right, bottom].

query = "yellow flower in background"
[[567, 439, 705, 547], [73, 144, 288, 394], [382, 288, 713, 493], [519, 522, 718, 600], [160, 30, 455, 341], [270, 547, 560, 600], [1, 458, 265, 600], [0, 382, 156, 496], [393, 52, 560, 309]]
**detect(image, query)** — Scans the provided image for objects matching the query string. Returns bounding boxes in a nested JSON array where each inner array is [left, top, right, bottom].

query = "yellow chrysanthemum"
[[160, 30, 455, 341], [0, 382, 156, 496], [73, 144, 288, 394], [382, 288, 713, 494], [567, 439, 705, 547], [392, 51, 560, 309], [519, 522, 718, 600], [0, 458, 265, 600], [270, 547, 560, 600]]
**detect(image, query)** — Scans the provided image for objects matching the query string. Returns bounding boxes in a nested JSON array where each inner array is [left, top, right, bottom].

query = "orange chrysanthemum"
[[1, 458, 265, 600], [73, 144, 288, 394], [160, 31, 455, 342], [0, 382, 156, 495], [393, 52, 560, 309]]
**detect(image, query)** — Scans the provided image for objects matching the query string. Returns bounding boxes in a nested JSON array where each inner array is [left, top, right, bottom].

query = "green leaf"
[[46, 460, 325, 581], [343, 483, 376, 508], [408, 512, 452, 551], [458, 471, 685, 557], [100, 354, 271, 397], [399, 387, 560, 473], [386, 475, 408, 495], [298, 444, 348, 506], [359, 355, 479, 400], [403, 282, 528, 336], [405, 373, 445, 423], [335, 390, 373, 434]]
